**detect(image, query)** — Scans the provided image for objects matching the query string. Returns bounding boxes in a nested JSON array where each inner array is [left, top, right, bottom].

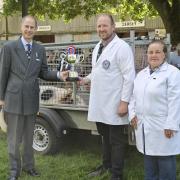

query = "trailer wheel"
[[33, 117, 61, 155]]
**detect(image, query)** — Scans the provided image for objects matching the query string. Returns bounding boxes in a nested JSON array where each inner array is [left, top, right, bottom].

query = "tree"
[[22, 0, 29, 17], [1, 0, 180, 44], [149, 0, 180, 45]]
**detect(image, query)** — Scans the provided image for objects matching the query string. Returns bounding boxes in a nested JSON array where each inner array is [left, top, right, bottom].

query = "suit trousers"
[[144, 155, 176, 180], [96, 122, 128, 178], [5, 112, 36, 177]]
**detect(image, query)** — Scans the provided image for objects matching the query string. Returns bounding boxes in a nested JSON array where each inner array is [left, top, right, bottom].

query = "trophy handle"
[[76, 54, 84, 63], [59, 58, 64, 71]]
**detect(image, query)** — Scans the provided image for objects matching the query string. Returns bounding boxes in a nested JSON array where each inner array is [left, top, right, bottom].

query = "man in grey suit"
[[0, 15, 68, 180], [169, 43, 180, 69]]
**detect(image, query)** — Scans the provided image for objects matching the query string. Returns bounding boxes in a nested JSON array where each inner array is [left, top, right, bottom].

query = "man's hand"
[[78, 77, 90, 86], [131, 116, 138, 129], [60, 71, 69, 81], [0, 100, 5, 106], [117, 101, 128, 117], [0, 100, 5, 109], [164, 129, 175, 139]]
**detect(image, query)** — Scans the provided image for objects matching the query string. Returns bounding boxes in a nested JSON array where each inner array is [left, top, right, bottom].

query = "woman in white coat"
[[129, 40, 180, 180]]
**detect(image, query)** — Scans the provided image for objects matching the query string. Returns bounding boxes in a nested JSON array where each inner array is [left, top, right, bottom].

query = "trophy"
[[67, 54, 81, 81], [58, 49, 84, 81], [57, 51, 71, 72]]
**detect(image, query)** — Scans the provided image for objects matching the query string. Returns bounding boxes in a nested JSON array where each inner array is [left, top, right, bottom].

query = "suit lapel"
[[30, 42, 38, 61], [16, 38, 29, 68], [28, 42, 39, 68]]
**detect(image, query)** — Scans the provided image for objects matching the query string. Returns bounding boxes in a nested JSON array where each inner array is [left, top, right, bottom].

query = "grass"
[[0, 130, 179, 180]]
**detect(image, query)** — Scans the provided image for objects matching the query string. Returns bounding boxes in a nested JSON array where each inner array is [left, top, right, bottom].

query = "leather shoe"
[[110, 175, 122, 180], [87, 165, 110, 177], [8, 176, 18, 180], [110, 178, 121, 180], [23, 169, 40, 177]]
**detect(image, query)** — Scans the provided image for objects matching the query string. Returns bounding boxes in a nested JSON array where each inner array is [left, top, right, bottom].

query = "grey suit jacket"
[[0, 38, 59, 115]]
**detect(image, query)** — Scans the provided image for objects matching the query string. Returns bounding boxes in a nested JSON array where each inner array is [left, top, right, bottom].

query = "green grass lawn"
[[0, 130, 179, 180]]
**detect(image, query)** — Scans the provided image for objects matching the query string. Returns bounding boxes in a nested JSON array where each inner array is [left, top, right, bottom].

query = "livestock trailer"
[[32, 33, 171, 154]]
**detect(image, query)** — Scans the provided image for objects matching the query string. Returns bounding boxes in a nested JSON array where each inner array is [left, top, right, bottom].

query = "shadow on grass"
[[57, 129, 102, 155]]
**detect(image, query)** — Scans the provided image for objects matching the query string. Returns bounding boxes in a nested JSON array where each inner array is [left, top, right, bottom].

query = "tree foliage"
[[1, 0, 158, 21], [1, 0, 180, 44]]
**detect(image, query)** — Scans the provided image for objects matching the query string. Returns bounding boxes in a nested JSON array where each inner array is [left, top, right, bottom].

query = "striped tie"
[[150, 69, 154, 74], [96, 43, 104, 61], [26, 44, 31, 59]]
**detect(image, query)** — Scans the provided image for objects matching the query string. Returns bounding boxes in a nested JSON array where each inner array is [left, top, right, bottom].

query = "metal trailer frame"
[[33, 31, 171, 154], [0, 33, 172, 154]]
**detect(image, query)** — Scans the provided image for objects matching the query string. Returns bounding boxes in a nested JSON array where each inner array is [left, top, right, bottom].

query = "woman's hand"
[[130, 116, 138, 129], [164, 129, 175, 138]]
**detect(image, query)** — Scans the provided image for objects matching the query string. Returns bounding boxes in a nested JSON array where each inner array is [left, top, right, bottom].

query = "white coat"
[[87, 35, 135, 125], [129, 62, 180, 156]]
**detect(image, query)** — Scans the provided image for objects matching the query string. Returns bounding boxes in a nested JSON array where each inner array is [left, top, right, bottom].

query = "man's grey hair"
[[21, 15, 38, 28], [97, 14, 115, 25], [176, 43, 180, 56], [176, 43, 180, 51]]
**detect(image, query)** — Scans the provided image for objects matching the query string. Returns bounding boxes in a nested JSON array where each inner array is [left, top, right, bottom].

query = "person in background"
[[80, 14, 135, 180], [129, 40, 180, 180], [169, 43, 180, 70], [0, 15, 68, 180]]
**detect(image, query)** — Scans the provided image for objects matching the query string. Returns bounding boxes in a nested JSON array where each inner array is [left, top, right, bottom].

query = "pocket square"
[[35, 52, 40, 61]]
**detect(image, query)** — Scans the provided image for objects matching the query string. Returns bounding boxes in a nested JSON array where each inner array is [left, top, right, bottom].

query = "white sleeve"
[[117, 44, 135, 102], [164, 69, 180, 131], [128, 86, 136, 122]]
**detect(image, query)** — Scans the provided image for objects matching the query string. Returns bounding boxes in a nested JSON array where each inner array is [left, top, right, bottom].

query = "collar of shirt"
[[21, 36, 33, 51], [100, 33, 116, 48], [148, 61, 166, 73]]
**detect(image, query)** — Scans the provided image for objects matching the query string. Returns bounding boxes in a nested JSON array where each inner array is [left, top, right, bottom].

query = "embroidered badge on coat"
[[102, 60, 110, 70]]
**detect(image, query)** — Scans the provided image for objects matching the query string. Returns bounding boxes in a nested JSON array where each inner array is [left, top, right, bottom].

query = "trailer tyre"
[[33, 117, 61, 155]]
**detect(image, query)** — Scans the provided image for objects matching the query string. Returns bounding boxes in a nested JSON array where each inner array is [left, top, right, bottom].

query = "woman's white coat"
[[129, 62, 180, 155]]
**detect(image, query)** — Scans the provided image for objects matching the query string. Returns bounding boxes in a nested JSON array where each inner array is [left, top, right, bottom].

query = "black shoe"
[[8, 176, 18, 180], [110, 178, 121, 180], [110, 175, 122, 180], [23, 169, 40, 177], [87, 165, 110, 177]]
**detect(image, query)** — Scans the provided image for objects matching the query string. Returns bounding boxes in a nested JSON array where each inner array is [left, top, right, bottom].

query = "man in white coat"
[[80, 14, 135, 180]]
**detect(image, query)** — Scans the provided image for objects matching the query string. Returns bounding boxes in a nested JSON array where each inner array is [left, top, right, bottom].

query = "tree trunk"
[[165, 10, 180, 45], [150, 0, 180, 45], [5, 16, 8, 40], [22, 0, 29, 17]]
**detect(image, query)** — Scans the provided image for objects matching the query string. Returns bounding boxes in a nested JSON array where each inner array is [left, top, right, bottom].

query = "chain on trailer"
[[39, 31, 171, 108]]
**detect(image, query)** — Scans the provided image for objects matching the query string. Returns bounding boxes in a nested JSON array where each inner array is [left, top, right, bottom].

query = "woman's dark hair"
[[148, 40, 167, 53]]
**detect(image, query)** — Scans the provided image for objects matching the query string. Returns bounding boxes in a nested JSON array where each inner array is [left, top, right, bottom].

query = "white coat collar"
[[95, 35, 118, 64], [143, 61, 168, 75]]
